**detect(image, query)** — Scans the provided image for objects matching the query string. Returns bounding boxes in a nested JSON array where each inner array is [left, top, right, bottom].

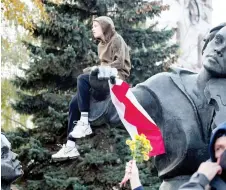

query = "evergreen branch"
[[72, 4, 97, 14]]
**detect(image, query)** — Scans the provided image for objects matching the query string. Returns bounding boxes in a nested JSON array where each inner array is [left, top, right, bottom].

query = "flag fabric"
[[109, 79, 165, 156]]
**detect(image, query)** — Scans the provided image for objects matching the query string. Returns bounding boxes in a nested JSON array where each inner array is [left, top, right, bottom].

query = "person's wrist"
[[130, 175, 141, 189], [191, 172, 210, 187]]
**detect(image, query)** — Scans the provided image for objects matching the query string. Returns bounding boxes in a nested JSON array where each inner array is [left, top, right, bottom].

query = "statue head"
[[202, 23, 226, 77], [1, 134, 23, 189]]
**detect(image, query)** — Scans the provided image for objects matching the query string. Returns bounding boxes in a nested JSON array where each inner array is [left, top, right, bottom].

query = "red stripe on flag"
[[112, 81, 165, 156]]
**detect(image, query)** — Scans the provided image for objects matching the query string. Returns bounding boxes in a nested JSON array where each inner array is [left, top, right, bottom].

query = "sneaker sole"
[[52, 155, 80, 162], [71, 130, 93, 139]]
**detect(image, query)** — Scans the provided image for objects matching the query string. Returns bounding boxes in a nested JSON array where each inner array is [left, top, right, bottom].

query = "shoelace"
[[72, 121, 78, 130], [73, 120, 84, 128]]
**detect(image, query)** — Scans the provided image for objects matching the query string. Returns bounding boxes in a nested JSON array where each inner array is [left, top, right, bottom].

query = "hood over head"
[[209, 122, 226, 162], [93, 16, 116, 43]]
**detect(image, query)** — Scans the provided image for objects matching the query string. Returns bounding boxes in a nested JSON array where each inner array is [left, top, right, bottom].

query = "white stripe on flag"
[[109, 80, 138, 140]]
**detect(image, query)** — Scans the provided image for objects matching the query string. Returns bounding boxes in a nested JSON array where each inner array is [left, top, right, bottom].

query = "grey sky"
[[212, 0, 226, 26]]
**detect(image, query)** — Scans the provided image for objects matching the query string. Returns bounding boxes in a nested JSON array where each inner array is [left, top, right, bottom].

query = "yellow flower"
[[149, 145, 153, 151], [141, 134, 146, 138], [135, 134, 140, 140], [126, 139, 132, 145], [144, 154, 149, 161], [141, 150, 146, 154], [126, 134, 152, 163], [130, 144, 136, 151]]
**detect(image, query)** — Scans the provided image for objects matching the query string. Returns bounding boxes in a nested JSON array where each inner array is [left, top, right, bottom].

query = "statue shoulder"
[[135, 66, 197, 93], [168, 66, 197, 75], [136, 71, 172, 90]]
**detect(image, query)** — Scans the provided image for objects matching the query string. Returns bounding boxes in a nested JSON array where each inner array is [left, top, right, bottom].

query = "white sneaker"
[[69, 120, 92, 138], [52, 144, 80, 161]]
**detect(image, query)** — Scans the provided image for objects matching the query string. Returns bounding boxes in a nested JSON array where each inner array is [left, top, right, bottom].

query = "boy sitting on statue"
[[52, 16, 131, 161]]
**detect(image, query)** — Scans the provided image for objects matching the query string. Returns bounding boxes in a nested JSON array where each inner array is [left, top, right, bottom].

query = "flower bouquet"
[[120, 134, 152, 187]]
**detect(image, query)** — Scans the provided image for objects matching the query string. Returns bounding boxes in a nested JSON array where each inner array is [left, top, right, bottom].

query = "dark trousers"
[[67, 73, 90, 141]]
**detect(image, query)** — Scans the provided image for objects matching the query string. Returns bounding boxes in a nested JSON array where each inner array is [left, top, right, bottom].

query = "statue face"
[[203, 26, 226, 76], [1, 134, 23, 183]]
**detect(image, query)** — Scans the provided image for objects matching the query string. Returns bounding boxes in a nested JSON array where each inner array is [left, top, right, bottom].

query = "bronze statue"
[[88, 24, 226, 189], [1, 134, 23, 190]]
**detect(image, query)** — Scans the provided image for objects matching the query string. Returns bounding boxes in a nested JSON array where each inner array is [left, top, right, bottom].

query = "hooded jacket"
[[209, 122, 226, 190], [179, 122, 226, 190], [93, 16, 131, 80]]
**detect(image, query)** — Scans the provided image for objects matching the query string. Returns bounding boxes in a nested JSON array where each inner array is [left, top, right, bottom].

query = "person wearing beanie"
[[52, 16, 131, 161]]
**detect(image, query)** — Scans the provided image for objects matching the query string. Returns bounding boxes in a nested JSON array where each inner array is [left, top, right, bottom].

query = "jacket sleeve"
[[109, 36, 126, 70], [178, 172, 210, 190], [133, 186, 144, 190]]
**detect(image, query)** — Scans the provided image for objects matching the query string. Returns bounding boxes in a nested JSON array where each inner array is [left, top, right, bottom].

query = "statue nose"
[[214, 49, 223, 57], [12, 152, 18, 161]]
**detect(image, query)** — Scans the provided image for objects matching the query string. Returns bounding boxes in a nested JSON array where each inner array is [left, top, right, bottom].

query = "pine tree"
[[8, 0, 178, 189]]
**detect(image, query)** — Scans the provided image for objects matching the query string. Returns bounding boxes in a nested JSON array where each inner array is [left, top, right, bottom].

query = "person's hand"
[[90, 65, 118, 84], [197, 161, 222, 181], [89, 66, 118, 101], [96, 66, 118, 81], [126, 160, 139, 180], [89, 66, 118, 97], [121, 160, 141, 189]]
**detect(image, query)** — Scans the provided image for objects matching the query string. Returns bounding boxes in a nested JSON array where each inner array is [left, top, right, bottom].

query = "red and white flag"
[[109, 79, 165, 156]]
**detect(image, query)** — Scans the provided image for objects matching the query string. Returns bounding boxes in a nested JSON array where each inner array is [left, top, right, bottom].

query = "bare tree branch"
[[2, 113, 27, 129]]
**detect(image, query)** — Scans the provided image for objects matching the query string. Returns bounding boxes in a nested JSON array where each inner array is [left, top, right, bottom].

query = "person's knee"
[[77, 74, 88, 84], [77, 74, 83, 82]]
